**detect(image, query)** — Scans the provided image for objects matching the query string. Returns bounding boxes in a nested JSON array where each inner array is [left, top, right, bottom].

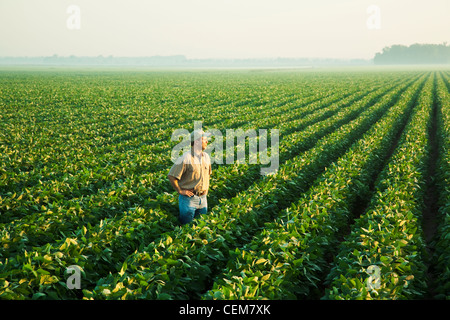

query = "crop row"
[[322, 73, 437, 299], [202, 73, 428, 299], [432, 72, 450, 298]]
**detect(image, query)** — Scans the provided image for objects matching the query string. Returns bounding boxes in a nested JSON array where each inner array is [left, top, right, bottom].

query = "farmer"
[[168, 129, 212, 224]]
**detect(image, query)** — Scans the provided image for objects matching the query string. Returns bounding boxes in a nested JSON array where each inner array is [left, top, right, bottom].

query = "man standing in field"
[[168, 130, 212, 225]]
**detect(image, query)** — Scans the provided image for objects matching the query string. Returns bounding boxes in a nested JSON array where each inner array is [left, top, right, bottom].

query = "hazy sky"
[[0, 0, 449, 59]]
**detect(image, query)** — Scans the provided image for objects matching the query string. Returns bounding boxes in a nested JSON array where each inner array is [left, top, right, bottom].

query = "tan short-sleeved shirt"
[[168, 150, 212, 193]]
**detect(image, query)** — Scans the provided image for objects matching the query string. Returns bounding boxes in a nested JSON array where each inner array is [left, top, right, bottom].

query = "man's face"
[[201, 136, 208, 150], [193, 136, 208, 152]]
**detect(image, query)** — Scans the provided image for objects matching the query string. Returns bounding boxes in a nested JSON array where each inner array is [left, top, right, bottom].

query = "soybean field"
[[1, 67, 449, 300]]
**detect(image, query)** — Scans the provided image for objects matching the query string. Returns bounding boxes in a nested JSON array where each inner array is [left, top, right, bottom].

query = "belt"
[[193, 190, 206, 196]]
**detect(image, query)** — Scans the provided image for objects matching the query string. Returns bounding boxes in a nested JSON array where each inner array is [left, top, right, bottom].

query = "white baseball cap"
[[190, 129, 211, 141]]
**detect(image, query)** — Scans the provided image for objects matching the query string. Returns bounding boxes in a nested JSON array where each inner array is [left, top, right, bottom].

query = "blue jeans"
[[178, 194, 208, 224]]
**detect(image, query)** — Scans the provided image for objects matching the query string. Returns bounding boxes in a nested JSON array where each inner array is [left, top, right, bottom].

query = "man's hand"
[[168, 175, 195, 197], [179, 189, 194, 197]]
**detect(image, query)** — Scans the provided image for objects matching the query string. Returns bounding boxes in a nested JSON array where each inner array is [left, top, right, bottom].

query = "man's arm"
[[168, 175, 194, 197]]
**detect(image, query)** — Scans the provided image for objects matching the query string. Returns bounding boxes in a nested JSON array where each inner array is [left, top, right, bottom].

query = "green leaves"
[[1, 69, 447, 300], [432, 72, 450, 298], [325, 73, 436, 300]]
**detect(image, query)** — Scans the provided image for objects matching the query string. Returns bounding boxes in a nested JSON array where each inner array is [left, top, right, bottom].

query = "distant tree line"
[[374, 43, 450, 65]]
